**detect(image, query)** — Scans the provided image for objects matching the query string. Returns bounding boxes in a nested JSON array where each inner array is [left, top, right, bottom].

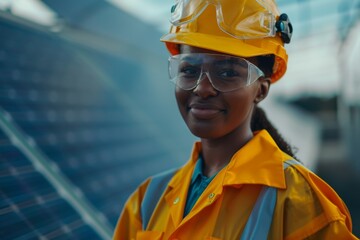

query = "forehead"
[[179, 45, 258, 65], [180, 45, 222, 54]]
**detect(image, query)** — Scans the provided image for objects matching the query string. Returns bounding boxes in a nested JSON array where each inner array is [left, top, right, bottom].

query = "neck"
[[200, 128, 253, 177]]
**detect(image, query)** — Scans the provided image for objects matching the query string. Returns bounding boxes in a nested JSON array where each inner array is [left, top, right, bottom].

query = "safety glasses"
[[169, 53, 264, 92], [170, 0, 280, 39]]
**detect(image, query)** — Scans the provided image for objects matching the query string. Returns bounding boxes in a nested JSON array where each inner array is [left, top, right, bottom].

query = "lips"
[[188, 102, 224, 119]]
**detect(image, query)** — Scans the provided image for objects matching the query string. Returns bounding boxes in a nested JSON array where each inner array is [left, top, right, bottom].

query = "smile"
[[188, 103, 224, 119]]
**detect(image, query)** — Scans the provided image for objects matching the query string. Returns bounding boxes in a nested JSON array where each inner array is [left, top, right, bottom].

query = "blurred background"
[[0, 0, 359, 239]]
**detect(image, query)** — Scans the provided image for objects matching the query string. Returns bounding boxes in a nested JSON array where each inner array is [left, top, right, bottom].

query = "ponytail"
[[254, 55, 298, 159], [251, 106, 298, 159]]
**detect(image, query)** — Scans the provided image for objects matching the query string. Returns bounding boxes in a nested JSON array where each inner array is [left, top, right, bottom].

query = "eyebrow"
[[180, 56, 203, 65]]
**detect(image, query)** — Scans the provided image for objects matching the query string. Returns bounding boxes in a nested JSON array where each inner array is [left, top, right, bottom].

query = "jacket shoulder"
[[270, 161, 353, 239]]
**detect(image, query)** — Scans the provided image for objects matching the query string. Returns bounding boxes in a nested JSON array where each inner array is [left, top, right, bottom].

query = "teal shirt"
[[183, 156, 218, 217]]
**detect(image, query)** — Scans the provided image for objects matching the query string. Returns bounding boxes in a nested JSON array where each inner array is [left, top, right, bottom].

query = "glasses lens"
[[169, 53, 264, 92], [170, 0, 208, 25], [169, 54, 202, 90]]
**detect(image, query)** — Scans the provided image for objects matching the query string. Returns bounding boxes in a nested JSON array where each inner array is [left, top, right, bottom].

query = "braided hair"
[[252, 55, 297, 159]]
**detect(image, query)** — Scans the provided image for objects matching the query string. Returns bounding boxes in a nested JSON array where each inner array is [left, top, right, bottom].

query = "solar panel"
[[0, 127, 103, 240], [0, 13, 183, 238]]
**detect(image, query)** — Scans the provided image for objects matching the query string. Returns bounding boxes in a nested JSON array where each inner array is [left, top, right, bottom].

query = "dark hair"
[[252, 55, 298, 159], [257, 55, 275, 77], [251, 106, 297, 159]]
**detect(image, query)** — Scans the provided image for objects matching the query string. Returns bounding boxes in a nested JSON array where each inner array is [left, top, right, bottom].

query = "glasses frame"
[[168, 53, 265, 93]]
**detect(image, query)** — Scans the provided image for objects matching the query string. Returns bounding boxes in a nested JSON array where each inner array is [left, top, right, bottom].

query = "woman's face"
[[175, 45, 269, 140]]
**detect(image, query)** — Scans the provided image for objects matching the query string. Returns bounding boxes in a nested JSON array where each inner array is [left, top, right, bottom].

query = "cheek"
[[225, 90, 257, 123], [175, 88, 189, 115], [231, 94, 254, 111]]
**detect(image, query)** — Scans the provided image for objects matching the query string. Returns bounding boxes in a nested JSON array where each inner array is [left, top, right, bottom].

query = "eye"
[[218, 69, 240, 78], [179, 65, 200, 77]]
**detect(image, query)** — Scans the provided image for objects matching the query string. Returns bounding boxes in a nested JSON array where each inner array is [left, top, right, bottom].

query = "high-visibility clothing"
[[139, 159, 299, 239], [184, 156, 218, 217], [114, 130, 358, 240]]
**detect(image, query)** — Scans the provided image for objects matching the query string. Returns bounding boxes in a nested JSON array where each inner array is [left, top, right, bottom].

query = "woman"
[[114, 0, 357, 239]]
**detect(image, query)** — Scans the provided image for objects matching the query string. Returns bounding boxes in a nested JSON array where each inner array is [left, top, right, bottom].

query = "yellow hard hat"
[[160, 0, 292, 82]]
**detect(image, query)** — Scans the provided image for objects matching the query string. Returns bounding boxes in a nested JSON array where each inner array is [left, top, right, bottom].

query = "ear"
[[254, 77, 271, 104]]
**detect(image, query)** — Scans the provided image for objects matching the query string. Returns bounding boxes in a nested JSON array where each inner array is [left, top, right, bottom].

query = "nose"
[[193, 72, 218, 98]]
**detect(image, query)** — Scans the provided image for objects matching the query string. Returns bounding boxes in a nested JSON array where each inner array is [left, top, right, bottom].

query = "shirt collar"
[[190, 155, 203, 184]]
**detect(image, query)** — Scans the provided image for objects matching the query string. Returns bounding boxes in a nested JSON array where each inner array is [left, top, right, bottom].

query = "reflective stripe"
[[240, 159, 301, 240], [283, 159, 301, 169], [140, 159, 302, 234], [240, 186, 277, 240], [141, 168, 177, 230]]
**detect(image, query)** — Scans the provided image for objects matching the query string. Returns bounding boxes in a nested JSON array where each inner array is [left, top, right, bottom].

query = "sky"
[[110, 0, 170, 31], [0, 0, 57, 26]]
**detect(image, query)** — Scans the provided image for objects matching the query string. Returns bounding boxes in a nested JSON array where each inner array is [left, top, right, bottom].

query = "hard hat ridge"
[[160, 0, 293, 83]]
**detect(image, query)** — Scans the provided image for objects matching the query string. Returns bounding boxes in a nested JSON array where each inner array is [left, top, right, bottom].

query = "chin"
[[188, 126, 223, 139]]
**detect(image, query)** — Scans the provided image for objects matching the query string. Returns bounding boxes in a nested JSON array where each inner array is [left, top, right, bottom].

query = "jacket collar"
[[164, 130, 289, 227], [222, 130, 288, 189], [169, 129, 288, 190]]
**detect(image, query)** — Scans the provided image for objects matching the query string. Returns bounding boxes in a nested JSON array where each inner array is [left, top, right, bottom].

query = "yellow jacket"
[[114, 130, 357, 240]]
